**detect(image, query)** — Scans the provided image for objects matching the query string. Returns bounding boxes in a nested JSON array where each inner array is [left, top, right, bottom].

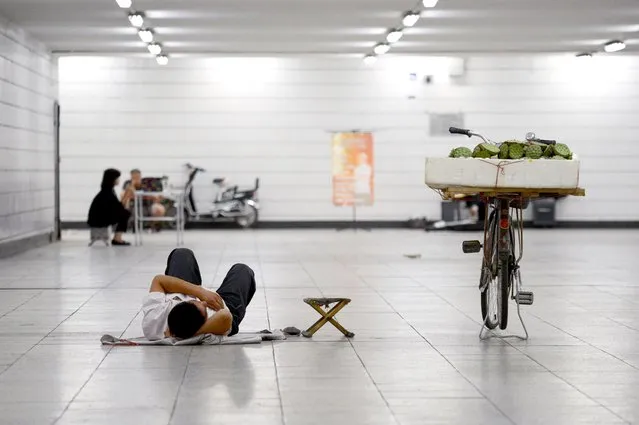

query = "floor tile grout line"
[[53, 346, 120, 424], [51, 346, 114, 424], [356, 266, 519, 425], [270, 342, 286, 425], [513, 314, 636, 423], [527, 312, 639, 371], [0, 285, 109, 379], [103, 254, 153, 290], [602, 316, 639, 333], [415, 282, 631, 423], [0, 290, 43, 320], [501, 335, 632, 423], [590, 285, 639, 304], [429, 282, 633, 424], [49, 266, 141, 424], [346, 337, 402, 425], [333, 255, 517, 425], [168, 347, 194, 424], [257, 236, 285, 424]]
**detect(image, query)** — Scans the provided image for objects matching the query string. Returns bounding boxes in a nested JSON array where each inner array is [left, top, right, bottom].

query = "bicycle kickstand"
[[479, 269, 529, 341]]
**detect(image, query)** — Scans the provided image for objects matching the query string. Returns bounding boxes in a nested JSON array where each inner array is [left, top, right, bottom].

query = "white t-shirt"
[[141, 291, 226, 340]]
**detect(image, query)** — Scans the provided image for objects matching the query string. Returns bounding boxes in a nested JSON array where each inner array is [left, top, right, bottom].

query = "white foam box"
[[424, 157, 580, 190]]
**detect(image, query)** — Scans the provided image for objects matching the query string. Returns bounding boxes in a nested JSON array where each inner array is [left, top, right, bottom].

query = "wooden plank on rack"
[[436, 186, 585, 200]]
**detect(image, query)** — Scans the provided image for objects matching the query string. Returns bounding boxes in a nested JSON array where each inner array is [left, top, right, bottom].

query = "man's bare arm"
[[195, 309, 233, 336], [149, 274, 204, 299], [149, 275, 225, 310]]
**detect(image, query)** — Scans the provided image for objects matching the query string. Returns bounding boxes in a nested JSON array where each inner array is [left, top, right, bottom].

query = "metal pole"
[[133, 192, 139, 245], [177, 192, 183, 246], [352, 201, 357, 230], [176, 192, 180, 246], [137, 192, 143, 246]]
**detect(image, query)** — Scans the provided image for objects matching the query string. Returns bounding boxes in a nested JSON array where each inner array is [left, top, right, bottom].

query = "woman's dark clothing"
[[87, 168, 130, 231]]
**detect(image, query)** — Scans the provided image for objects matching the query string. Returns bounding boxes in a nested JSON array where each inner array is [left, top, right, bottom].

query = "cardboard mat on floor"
[[101, 329, 290, 346]]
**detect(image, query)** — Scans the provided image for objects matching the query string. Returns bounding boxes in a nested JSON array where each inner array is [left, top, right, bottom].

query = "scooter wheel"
[[236, 206, 258, 228]]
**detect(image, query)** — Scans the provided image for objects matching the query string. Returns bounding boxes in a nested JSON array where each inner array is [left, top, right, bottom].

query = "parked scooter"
[[182, 163, 260, 228]]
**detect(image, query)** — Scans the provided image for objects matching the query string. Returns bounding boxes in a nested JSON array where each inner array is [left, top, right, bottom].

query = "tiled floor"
[[0, 229, 637, 425]]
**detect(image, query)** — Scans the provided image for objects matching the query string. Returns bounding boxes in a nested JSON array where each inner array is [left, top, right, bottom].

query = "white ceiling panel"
[[0, 0, 637, 56]]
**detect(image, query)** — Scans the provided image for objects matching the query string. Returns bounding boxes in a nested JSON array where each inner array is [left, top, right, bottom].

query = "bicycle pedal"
[[462, 240, 482, 253], [516, 291, 534, 305]]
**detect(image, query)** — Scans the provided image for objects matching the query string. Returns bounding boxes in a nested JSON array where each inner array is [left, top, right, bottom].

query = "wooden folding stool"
[[302, 297, 354, 338]]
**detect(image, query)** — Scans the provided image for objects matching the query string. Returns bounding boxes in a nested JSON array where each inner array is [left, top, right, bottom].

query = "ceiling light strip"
[[115, 0, 132, 8], [363, 0, 431, 64], [115, 1, 168, 65]]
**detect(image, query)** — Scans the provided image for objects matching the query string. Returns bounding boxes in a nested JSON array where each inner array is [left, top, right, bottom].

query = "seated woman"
[[121, 169, 167, 232], [87, 168, 131, 246]]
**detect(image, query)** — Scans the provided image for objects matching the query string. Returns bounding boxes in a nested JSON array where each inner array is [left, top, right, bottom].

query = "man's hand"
[[198, 289, 224, 311]]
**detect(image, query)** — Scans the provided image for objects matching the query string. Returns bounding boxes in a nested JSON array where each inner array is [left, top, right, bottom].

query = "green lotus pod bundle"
[[508, 143, 525, 159], [449, 147, 473, 158], [499, 143, 510, 159], [524, 144, 543, 159], [543, 145, 554, 158], [553, 143, 572, 159], [480, 143, 501, 156], [472, 145, 492, 158], [447, 139, 575, 161]]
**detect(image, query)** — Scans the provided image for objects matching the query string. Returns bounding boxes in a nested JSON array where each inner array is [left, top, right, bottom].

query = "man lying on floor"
[[142, 248, 256, 340]]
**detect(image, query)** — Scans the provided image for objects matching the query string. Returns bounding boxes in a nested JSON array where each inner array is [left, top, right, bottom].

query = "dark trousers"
[[164, 248, 256, 336], [115, 210, 130, 233]]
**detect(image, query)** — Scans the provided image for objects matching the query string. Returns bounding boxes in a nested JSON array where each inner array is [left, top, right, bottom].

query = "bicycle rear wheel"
[[480, 210, 499, 329], [498, 256, 510, 330]]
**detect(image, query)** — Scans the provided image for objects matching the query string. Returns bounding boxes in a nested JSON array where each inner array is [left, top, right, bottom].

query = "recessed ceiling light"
[[364, 55, 377, 65], [115, 0, 132, 8], [604, 40, 625, 53], [576, 53, 592, 59], [148, 43, 162, 55], [386, 30, 403, 44], [402, 12, 420, 27], [128, 13, 144, 28], [156, 55, 169, 66], [138, 29, 153, 43], [373, 43, 390, 55], [422, 0, 439, 7]]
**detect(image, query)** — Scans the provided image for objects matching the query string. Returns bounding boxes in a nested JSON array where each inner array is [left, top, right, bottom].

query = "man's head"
[[130, 169, 142, 186], [167, 301, 207, 339]]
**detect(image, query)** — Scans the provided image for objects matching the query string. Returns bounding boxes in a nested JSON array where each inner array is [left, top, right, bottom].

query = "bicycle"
[[448, 127, 560, 340]]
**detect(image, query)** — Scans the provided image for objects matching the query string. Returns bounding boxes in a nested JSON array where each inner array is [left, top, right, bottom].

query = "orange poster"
[[332, 132, 374, 206]]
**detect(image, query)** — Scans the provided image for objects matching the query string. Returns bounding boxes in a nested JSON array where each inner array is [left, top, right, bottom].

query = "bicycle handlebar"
[[532, 138, 556, 146], [184, 163, 206, 172], [449, 127, 472, 137]]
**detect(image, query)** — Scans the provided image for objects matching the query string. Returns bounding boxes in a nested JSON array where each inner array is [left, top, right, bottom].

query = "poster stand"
[[336, 190, 371, 232], [331, 130, 374, 232]]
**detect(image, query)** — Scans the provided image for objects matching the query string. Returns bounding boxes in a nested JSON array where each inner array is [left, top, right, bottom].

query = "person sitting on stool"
[[142, 248, 256, 340], [121, 169, 166, 232], [87, 168, 131, 246]]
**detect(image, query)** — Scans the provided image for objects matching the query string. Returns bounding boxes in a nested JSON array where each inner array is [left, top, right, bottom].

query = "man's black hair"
[[167, 302, 206, 339]]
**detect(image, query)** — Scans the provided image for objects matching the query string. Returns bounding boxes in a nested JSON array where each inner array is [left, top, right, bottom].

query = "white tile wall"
[[58, 55, 639, 222], [0, 16, 57, 242]]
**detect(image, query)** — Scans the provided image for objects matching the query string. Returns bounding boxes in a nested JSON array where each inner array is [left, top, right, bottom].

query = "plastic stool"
[[89, 227, 110, 246]]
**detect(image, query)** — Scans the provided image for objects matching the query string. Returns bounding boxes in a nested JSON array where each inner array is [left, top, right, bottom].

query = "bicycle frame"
[[450, 126, 545, 339], [479, 196, 530, 340]]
